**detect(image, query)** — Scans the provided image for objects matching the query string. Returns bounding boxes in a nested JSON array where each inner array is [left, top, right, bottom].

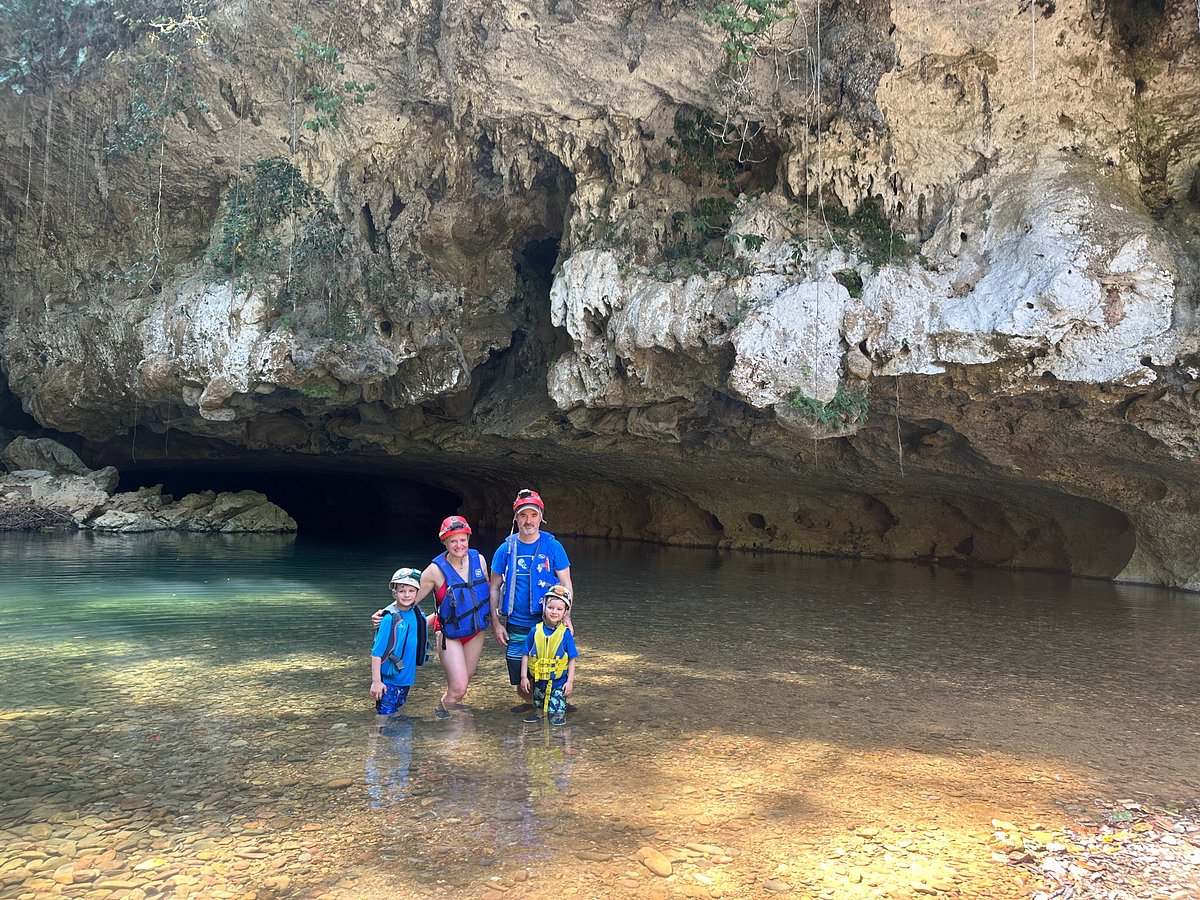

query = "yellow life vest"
[[529, 622, 569, 683]]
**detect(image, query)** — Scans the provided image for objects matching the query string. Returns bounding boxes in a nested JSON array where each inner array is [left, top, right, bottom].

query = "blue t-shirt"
[[522, 624, 578, 689], [491, 533, 570, 629], [371, 606, 419, 687]]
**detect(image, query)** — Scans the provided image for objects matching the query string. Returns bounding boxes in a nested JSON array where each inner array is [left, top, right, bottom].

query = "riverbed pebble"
[[636, 847, 673, 877]]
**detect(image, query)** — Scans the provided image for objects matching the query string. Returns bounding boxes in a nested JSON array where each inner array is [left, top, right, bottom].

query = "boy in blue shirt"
[[370, 567, 427, 724], [520, 585, 578, 727]]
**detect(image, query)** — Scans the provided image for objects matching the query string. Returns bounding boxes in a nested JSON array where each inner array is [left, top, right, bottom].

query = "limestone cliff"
[[2, 0, 1200, 587]]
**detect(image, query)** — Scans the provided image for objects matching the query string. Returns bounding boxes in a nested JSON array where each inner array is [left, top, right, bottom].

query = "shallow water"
[[1, 532, 1198, 899]]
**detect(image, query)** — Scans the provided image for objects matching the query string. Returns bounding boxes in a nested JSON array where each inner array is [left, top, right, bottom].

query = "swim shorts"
[[505, 624, 530, 685], [375, 683, 411, 716]]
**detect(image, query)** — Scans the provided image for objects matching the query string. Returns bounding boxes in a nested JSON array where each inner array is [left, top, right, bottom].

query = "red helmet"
[[512, 488, 544, 514], [438, 516, 472, 540]]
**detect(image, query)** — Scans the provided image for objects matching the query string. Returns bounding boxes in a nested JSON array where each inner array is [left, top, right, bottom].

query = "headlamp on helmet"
[[512, 488, 545, 515], [389, 567, 422, 589], [438, 516, 472, 540], [542, 583, 572, 611]]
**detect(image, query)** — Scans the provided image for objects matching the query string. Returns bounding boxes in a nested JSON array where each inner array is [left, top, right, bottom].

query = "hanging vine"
[[701, 0, 812, 156]]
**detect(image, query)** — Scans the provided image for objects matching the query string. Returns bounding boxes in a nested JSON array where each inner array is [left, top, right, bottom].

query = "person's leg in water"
[[375, 684, 411, 725], [457, 630, 485, 707], [436, 631, 486, 717], [547, 685, 567, 726], [524, 680, 547, 723], [506, 625, 533, 712]]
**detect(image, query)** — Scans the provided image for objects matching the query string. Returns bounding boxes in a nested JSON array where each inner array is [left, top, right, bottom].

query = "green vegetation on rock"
[[209, 157, 339, 277], [292, 26, 376, 133], [791, 198, 920, 272], [787, 383, 869, 428], [702, 0, 796, 69]]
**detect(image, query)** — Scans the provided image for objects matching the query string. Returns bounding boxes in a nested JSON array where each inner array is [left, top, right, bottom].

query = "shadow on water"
[[1, 532, 1199, 897]]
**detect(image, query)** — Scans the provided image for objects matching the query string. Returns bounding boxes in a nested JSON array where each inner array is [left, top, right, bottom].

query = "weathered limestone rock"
[[729, 278, 850, 409], [90, 509, 171, 533], [20, 471, 113, 523], [549, 249, 737, 411], [0, 440, 296, 534], [3, 437, 92, 477]]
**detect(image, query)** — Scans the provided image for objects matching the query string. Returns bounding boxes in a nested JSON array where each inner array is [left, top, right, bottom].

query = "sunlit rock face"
[[1, 0, 1199, 586]]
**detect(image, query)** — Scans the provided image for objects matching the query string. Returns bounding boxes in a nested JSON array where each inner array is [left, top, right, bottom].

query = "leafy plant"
[[655, 195, 741, 278], [729, 296, 752, 326], [207, 157, 380, 341], [292, 27, 375, 133], [0, 0, 118, 92], [106, 62, 204, 157], [727, 231, 767, 252], [664, 112, 739, 191], [703, 0, 795, 68], [675, 196, 737, 240], [787, 384, 869, 428], [792, 198, 919, 272], [1, 0, 208, 94], [209, 156, 338, 276], [298, 381, 336, 399], [833, 268, 864, 298]]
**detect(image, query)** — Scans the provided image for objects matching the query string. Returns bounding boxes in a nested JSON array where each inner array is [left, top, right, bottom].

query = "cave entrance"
[[118, 462, 460, 538]]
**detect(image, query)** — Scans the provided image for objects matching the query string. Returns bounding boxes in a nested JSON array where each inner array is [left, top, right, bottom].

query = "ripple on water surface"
[[1, 531, 1199, 898]]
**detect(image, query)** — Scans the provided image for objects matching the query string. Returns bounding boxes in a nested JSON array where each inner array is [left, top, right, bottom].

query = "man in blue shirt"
[[490, 489, 574, 711]]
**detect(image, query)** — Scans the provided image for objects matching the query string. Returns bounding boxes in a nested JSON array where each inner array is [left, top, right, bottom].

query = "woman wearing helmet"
[[373, 515, 492, 719]]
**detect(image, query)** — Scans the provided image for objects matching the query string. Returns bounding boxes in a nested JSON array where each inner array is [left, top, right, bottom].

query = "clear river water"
[[1, 531, 1198, 899]]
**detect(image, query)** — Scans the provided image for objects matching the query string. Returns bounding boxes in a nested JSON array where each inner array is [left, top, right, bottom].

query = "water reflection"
[[0, 534, 1197, 898], [365, 718, 416, 808]]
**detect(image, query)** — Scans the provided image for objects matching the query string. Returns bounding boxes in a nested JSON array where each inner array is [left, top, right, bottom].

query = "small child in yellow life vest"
[[519, 585, 578, 726]]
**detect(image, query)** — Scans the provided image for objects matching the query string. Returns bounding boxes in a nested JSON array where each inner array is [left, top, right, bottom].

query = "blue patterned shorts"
[[533, 682, 567, 718], [505, 625, 530, 685], [375, 684, 411, 716]]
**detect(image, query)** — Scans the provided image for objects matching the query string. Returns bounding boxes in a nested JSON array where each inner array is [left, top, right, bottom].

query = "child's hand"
[[563, 678, 574, 697], [519, 676, 530, 694], [371, 608, 384, 627], [370, 679, 385, 700]]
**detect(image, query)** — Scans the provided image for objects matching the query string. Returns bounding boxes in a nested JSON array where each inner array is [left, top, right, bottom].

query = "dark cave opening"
[[118, 462, 460, 538]]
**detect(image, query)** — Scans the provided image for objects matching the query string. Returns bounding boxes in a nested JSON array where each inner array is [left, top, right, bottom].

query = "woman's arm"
[[489, 571, 508, 645], [417, 562, 443, 603]]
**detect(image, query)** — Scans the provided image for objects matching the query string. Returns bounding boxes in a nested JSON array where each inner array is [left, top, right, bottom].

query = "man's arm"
[[556, 565, 575, 633]]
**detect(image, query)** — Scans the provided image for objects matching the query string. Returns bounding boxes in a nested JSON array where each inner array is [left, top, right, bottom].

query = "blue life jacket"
[[380, 604, 428, 669], [433, 549, 491, 639], [499, 531, 561, 618]]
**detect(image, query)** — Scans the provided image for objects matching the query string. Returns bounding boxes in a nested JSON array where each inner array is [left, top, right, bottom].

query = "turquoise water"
[[2, 532, 1199, 898]]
